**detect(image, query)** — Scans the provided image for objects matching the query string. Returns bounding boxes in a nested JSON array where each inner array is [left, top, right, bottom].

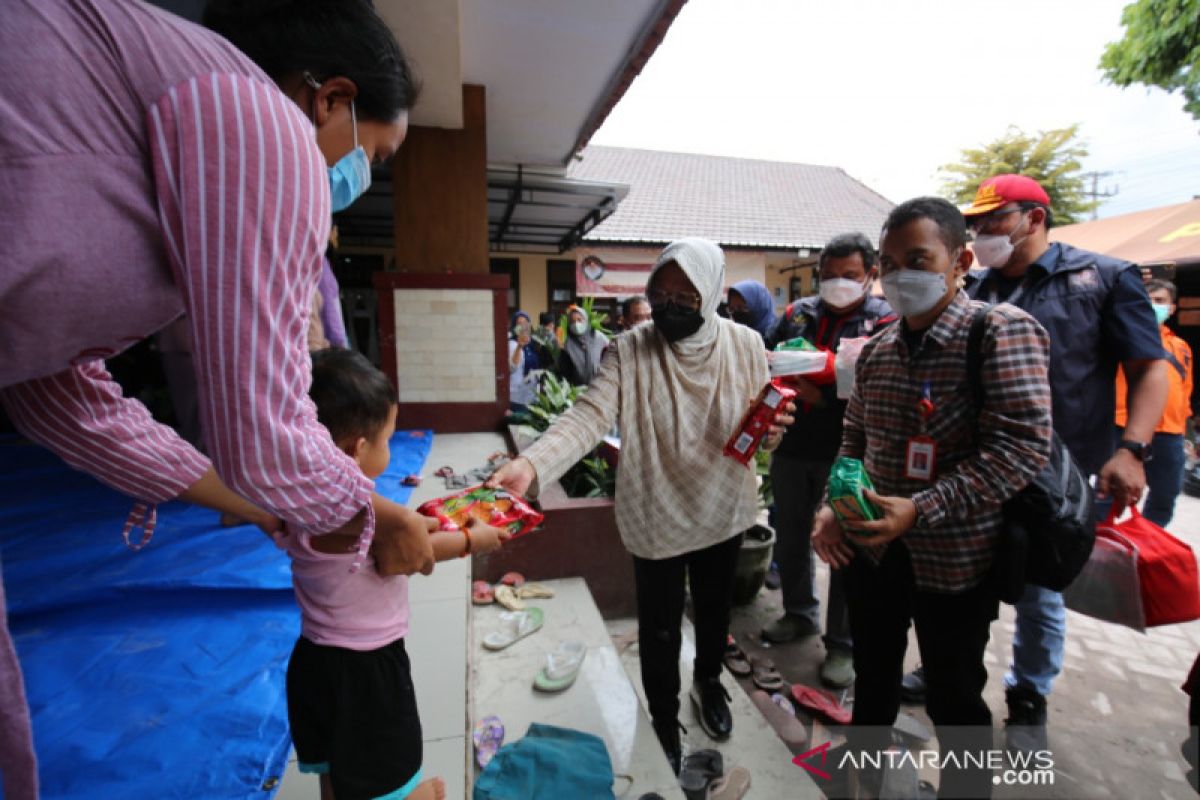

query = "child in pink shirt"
[[282, 349, 509, 800]]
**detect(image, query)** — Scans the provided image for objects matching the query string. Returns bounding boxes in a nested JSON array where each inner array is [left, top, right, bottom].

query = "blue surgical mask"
[[1153, 303, 1171, 325], [307, 73, 372, 212]]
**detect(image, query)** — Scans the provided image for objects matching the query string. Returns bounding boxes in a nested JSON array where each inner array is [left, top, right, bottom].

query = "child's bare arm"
[[430, 519, 510, 562], [179, 466, 280, 537]]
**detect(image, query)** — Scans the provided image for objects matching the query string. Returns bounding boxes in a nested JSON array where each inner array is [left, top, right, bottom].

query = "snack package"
[[835, 336, 870, 399], [775, 336, 818, 351], [723, 379, 797, 465], [827, 457, 881, 522], [417, 485, 544, 539]]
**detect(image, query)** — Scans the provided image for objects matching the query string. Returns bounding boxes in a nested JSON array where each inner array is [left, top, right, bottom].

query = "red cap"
[[962, 174, 1051, 217]]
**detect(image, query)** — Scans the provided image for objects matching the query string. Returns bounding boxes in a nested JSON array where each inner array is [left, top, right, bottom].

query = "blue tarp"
[[0, 430, 434, 799]]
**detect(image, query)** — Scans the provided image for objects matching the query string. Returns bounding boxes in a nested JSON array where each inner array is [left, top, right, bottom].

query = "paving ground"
[[723, 494, 1200, 799]]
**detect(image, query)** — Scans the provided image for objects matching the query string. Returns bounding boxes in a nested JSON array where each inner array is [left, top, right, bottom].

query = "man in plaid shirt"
[[812, 197, 1053, 797]]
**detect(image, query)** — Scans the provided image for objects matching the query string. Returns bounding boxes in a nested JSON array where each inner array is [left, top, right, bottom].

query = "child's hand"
[[466, 518, 511, 555]]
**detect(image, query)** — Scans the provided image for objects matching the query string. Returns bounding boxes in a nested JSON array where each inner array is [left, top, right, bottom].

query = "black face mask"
[[652, 302, 704, 343], [731, 310, 754, 327]]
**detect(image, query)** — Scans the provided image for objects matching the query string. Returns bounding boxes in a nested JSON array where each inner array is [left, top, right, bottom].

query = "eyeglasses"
[[647, 288, 702, 310], [968, 205, 1023, 236]]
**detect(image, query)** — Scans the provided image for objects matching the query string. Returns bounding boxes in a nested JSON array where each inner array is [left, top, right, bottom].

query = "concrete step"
[[470, 577, 683, 798]]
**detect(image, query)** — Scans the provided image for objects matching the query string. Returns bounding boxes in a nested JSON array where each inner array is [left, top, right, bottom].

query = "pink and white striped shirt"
[[0, 0, 372, 540]]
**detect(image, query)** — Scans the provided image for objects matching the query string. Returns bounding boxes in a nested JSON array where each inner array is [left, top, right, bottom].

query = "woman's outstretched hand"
[[484, 456, 537, 497]]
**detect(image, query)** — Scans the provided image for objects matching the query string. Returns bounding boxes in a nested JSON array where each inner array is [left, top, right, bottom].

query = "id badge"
[[904, 436, 937, 481]]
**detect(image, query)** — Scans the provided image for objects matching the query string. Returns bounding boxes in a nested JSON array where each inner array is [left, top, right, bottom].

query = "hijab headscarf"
[[729, 280, 777, 342], [562, 304, 607, 385], [510, 310, 540, 375]]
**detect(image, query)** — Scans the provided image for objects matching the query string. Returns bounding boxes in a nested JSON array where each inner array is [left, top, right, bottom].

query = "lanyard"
[[985, 273, 1032, 307]]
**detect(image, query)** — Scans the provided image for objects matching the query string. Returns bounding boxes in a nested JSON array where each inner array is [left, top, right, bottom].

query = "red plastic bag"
[[1066, 506, 1200, 629], [417, 485, 544, 539]]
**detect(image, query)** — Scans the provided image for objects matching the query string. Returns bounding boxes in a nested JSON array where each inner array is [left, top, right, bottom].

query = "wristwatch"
[[1116, 439, 1153, 463]]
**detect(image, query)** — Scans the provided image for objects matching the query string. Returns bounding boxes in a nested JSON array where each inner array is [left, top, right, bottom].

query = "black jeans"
[[632, 533, 743, 725], [845, 542, 999, 799], [770, 454, 852, 651]]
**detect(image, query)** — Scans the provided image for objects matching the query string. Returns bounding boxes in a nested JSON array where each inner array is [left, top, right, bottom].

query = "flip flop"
[[723, 635, 752, 678], [706, 765, 751, 799], [499, 571, 526, 588], [482, 607, 544, 650], [472, 715, 505, 769], [751, 657, 785, 692], [516, 582, 555, 599], [472, 580, 494, 605], [533, 641, 587, 692], [750, 690, 808, 755], [494, 585, 526, 611], [679, 749, 723, 800], [790, 683, 851, 726]]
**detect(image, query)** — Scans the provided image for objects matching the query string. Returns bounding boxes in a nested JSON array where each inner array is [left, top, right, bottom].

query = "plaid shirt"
[[840, 291, 1053, 593]]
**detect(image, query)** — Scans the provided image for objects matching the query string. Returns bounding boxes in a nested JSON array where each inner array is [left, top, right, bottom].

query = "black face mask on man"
[[652, 302, 704, 343]]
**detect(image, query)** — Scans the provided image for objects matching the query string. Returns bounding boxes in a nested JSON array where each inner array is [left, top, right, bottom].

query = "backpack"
[[965, 306, 1097, 603]]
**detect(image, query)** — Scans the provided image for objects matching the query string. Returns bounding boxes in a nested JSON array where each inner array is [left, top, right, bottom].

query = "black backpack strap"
[[1165, 348, 1188, 382], [965, 304, 993, 412]]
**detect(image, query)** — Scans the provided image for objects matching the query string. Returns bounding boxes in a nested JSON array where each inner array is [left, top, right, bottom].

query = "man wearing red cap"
[[940, 174, 1167, 751]]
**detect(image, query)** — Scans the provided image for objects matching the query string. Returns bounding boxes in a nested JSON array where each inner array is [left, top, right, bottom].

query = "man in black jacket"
[[762, 233, 897, 688]]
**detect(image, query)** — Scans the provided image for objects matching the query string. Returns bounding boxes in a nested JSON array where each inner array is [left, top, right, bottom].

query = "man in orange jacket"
[[1116, 278, 1194, 527]]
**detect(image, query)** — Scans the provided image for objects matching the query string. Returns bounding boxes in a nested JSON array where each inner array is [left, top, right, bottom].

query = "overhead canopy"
[[487, 168, 628, 253], [1049, 199, 1200, 266]]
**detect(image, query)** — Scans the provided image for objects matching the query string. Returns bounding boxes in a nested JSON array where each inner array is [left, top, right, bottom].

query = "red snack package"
[[416, 484, 544, 539], [723, 379, 797, 465]]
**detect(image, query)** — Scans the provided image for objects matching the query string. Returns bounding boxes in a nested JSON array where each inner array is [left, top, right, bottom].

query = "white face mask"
[[881, 269, 950, 318], [972, 214, 1029, 269], [570, 320, 588, 336], [820, 277, 868, 309]]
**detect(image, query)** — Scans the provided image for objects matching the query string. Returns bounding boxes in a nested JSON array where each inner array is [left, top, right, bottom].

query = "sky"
[[591, 0, 1200, 220]]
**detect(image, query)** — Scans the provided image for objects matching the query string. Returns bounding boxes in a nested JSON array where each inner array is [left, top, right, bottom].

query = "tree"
[[938, 125, 1097, 225], [1100, 0, 1200, 123]]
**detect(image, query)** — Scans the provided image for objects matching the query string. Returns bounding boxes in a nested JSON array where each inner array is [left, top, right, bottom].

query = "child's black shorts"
[[286, 636, 423, 800]]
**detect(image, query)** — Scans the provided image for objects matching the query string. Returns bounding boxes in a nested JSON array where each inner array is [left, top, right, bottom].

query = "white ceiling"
[[380, 0, 667, 168]]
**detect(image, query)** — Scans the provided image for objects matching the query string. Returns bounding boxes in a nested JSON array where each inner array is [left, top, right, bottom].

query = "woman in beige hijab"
[[488, 238, 793, 772]]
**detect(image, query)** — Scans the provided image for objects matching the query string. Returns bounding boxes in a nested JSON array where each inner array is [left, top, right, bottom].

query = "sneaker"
[[690, 678, 734, 740], [761, 613, 819, 644], [900, 664, 926, 703], [1004, 685, 1049, 754], [652, 717, 683, 775], [820, 649, 855, 689]]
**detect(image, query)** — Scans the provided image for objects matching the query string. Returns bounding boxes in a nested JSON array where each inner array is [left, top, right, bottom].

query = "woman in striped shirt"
[[0, 2, 429, 795]]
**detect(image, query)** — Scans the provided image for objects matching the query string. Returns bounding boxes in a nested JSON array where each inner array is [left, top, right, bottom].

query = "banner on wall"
[[575, 249, 655, 298]]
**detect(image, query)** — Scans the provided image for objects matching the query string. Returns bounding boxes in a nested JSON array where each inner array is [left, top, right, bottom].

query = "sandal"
[[750, 657, 785, 692], [533, 640, 587, 692], [472, 715, 505, 769], [499, 571, 526, 588], [679, 749, 723, 800], [722, 635, 752, 678], [472, 580, 494, 605], [750, 689, 808, 755], [482, 608, 544, 651], [790, 683, 851, 725], [706, 765, 751, 799], [494, 585, 526, 611], [516, 582, 554, 599]]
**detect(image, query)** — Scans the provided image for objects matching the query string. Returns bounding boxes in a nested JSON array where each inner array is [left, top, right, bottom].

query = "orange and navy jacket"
[[1115, 325, 1193, 435]]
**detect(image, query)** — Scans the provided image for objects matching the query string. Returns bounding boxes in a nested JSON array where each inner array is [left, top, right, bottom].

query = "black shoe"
[[1005, 685, 1049, 753], [690, 678, 733, 740], [652, 717, 684, 775], [900, 664, 926, 703], [764, 561, 781, 590]]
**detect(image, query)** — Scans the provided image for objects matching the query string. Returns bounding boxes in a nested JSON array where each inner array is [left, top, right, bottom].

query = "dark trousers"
[[633, 533, 743, 724], [845, 543, 999, 799], [770, 454, 852, 650]]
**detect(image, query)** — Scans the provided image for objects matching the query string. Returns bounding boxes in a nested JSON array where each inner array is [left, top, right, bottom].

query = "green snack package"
[[828, 457, 881, 522], [774, 336, 817, 352]]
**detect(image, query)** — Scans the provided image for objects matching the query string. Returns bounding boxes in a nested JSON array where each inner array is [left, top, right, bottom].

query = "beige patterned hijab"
[[609, 238, 769, 558]]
